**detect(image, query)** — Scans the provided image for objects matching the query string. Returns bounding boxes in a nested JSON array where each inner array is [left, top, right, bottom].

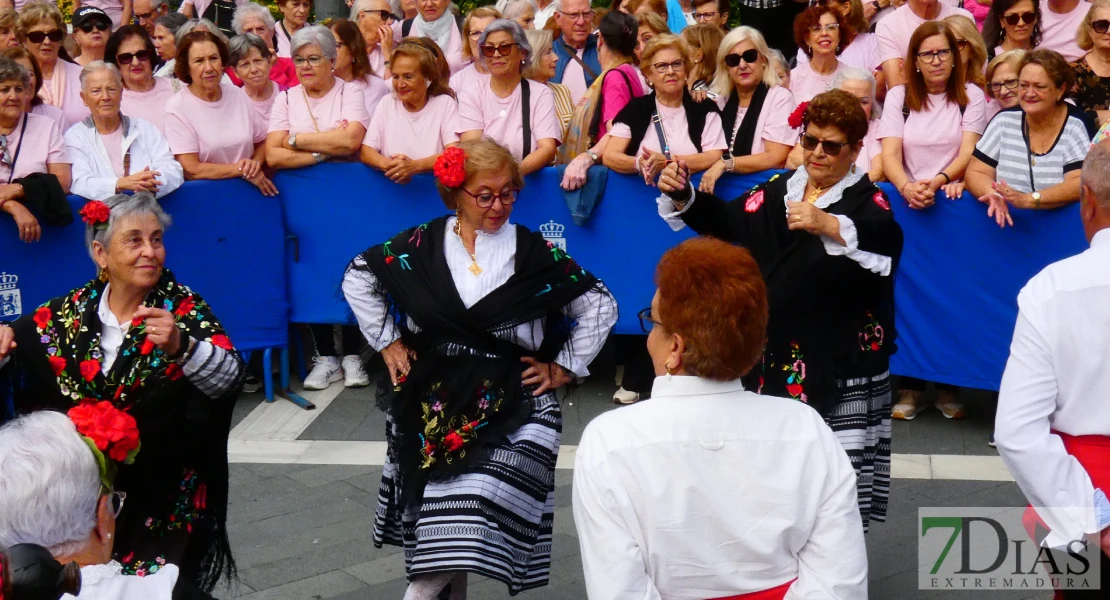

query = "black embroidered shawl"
[[347, 216, 607, 499], [0, 270, 244, 592]]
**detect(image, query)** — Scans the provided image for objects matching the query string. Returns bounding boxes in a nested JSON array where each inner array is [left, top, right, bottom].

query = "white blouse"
[[62, 561, 177, 600], [342, 218, 617, 377]]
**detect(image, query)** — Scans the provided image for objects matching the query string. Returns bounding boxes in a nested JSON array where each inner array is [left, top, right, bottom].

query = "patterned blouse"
[[547, 81, 574, 141], [1070, 55, 1110, 113]]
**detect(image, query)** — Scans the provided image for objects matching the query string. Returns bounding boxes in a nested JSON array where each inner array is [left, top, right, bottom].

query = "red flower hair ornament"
[[79, 201, 110, 227], [434, 147, 468, 189], [787, 101, 809, 130], [67, 401, 141, 489]]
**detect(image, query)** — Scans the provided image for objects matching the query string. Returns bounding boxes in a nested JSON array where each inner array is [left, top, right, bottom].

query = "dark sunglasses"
[[25, 29, 64, 44], [724, 48, 760, 67], [116, 49, 152, 64], [1092, 18, 1110, 34], [360, 9, 394, 20], [480, 42, 518, 57], [1003, 11, 1036, 25], [78, 21, 111, 33], [800, 133, 850, 156]]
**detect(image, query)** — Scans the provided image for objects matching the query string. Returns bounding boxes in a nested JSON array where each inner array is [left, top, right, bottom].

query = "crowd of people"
[[0, 0, 1108, 597]]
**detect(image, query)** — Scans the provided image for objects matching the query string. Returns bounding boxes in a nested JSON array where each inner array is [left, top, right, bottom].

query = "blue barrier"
[[0, 180, 289, 353]]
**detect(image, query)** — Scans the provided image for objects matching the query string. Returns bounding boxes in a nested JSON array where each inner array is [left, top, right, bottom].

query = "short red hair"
[[655, 237, 768, 380]]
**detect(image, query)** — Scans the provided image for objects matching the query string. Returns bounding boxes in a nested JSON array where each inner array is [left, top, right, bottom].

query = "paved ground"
[[214, 359, 1055, 600]]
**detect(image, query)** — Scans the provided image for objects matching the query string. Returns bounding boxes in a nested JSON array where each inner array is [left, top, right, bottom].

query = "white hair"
[[177, 18, 230, 47], [1082, 142, 1110, 209], [0, 412, 102, 557], [291, 24, 338, 60], [710, 26, 781, 97], [232, 2, 276, 35], [79, 60, 123, 89], [349, 0, 390, 20], [86, 192, 173, 262], [833, 66, 880, 120], [496, 0, 537, 15]]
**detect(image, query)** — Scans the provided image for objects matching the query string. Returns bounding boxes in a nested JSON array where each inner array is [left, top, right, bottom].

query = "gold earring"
[[98, 268, 108, 282]]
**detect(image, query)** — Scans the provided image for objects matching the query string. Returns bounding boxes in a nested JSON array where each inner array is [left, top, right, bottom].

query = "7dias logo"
[[918, 508, 1101, 591]]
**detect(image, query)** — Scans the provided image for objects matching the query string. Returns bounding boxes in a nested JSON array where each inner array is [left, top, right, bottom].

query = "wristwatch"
[[288, 133, 298, 149], [312, 152, 325, 164], [1031, 191, 1042, 208], [586, 150, 599, 163]]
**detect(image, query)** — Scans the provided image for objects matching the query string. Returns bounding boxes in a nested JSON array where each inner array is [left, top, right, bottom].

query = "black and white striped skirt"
[[828, 370, 892, 532], [373, 392, 561, 594]]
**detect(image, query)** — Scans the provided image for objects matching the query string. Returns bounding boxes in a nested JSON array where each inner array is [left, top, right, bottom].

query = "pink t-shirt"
[[1040, 0, 1091, 62], [247, 85, 281, 125], [0, 113, 69, 182], [368, 44, 388, 79], [40, 60, 90, 130], [561, 47, 589, 106], [363, 93, 460, 159], [457, 78, 563, 160], [795, 33, 882, 72], [268, 80, 371, 135], [789, 60, 849, 104], [857, 119, 881, 173], [876, 3, 975, 64], [352, 75, 390, 118], [715, 84, 798, 154], [449, 64, 489, 93], [101, 128, 125, 176], [610, 100, 729, 156], [877, 83, 987, 181], [392, 19, 467, 74], [598, 64, 645, 136], [275, 21, 294, 58], [30, 103, 65, 129], [164, 83, 268, 164], [122, 77, 177, 136]]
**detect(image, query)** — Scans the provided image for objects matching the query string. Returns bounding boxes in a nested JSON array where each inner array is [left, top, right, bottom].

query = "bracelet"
[[901, 182, 912, 195], [938, 172, 951, 184], [722, 156, 735, 172], [634, 155, 642, 173]]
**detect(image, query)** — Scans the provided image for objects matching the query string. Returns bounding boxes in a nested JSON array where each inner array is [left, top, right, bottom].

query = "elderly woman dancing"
[[0, 192, 245, 592], [656, 90, 904, 531], [342, 138, 617, 597]]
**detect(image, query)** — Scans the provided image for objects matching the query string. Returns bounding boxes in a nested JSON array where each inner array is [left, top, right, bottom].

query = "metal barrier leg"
[[262, 348, 275, 403], [273, 344, 315, 410]]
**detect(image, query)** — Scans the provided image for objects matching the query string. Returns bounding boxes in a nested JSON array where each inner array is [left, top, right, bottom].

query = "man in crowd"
[[552, 0, 600, 105], [693, 0, 729, 30], [876, 0, 972, 88], [133, 0, 170, 34], [995, 142, 1110, 597]]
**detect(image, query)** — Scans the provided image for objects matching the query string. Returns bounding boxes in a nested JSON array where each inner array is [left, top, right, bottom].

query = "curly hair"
[[803, 89, 869, 145], [793, 4, 854, 59], [655, 237, 768, 381], [435, 138, 524, 210]]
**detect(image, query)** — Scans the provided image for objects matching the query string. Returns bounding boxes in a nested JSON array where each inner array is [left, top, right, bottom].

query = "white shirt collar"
[[97, 282, 119, 329], [650, 375, 746, 399], [1091, 228, 1110, 248], [784, 166, 865, 211]]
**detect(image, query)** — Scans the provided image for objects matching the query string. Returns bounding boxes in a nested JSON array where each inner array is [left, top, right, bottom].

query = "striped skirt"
[[373, 393, 561, 594], [828, 370, 892, 532]]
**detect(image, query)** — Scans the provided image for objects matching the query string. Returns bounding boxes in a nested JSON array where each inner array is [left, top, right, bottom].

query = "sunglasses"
[[25, 29, 64, 44], [800, 133, 851, 156], [1003, 11, 1036, 25], [481, 42, 517, 57], [1092, 18, 1110, 33], [116, 49, 151, 65], [78, 21, 111, 33], [724, 48, 760, 67]]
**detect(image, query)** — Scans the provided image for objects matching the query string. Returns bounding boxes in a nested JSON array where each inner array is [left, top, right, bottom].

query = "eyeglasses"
[[808, 22, 839, 34], [652, 59, 685, 74], [638, 307, 662, 333], [989, 77, 1018, 92], [25, 29, 64, 44], [78, 21, 111, 33], [292, 54, 327, 67], [916, 48, 953, 63], [116, 49, 152, 65], [559, 9, 593, 21], [693, 10, 719, 20], [799, 133, 851, 156], [1003, 11, 1036, 25], [135, 9, 158, 20], [1092, 18, 1110, 33], [109, 491, 127, 518], [724, 49, 760, 67], [359, 9, 393, 20], [461, 187, 518, 208], [481, 42, 518, 57]]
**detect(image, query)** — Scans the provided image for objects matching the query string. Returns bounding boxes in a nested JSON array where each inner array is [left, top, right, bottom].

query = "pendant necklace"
[[807, 183, 825, 204], [455, 219, 482, 276]]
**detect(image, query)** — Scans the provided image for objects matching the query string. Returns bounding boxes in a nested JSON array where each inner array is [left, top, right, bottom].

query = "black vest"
[[612, 90, 719, 155]]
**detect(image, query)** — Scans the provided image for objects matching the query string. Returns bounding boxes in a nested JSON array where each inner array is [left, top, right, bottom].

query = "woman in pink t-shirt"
[[163, 31, 276, 195], [274, 0, 311, 58], [450, 7, 500, 91], [105, 25, 177, 135], [20, 3, 91, 128], [330, 19, 390, 118], [790, 6, 851, 104], [3, 47, 66, 129], [264, 25, 370, 168], [229, 3, 299, 88], [230, 33, 285, 126], [361, 39, 460, 181], [458, 19, 561, 174], [982, 0, 1042, 58]]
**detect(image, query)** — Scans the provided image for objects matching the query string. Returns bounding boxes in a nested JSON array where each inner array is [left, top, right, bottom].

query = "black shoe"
[[243, 375, 261, 394]]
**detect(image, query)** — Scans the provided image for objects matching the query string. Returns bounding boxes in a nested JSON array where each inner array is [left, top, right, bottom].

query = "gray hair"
[[177, 18, 230, 47], [156, 12, 188, 33], [0, 412, 102, 557], [499, 0, 536, 20], [349, 0, 390, 20], [85, 192, 173, 262], [0, 56, 30, 88], [1082, 142, 1110, 210], [291, 24, 338, 60], [478, 18, 532, 68], [388, 0, 404, 18], [232, 2, 276, 35], [229, 33, 272, 65], [79, 61, 123, 90], [833, 66, 879, 120]]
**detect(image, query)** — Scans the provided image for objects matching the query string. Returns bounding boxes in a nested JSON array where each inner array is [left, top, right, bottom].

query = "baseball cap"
[[72, 7, 112, 29]]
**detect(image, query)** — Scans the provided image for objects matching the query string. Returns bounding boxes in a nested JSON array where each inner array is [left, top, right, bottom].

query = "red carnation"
[[33, 306, 51, 329], [175, 296, 196, 316], [209, 334, 233, 350], [79, 200, 111, 225], [434, 147, 468, 189], [165, 363, 183, 381], [67, 401, 140, 463], [870, 342, 880, 351], [443, 431, 465, 452], [787, 101, 809, 130], [79, 359, 101, 381], [49, 355, 67, 375]]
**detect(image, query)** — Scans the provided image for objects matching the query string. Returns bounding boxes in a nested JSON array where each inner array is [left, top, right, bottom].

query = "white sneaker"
[[303, 356, 342, 390], [342, 355, 369, 388], [613, 386, 640, 405]]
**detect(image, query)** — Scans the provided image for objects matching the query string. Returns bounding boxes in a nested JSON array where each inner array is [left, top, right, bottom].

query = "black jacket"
[[612, 90, 720, 155]]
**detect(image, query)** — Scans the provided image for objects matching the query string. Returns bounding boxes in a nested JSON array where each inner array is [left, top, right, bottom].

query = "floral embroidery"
[[382, 241, 411, 270], [745, 189, 765, 213], [144, 468, 206, 535], [408, 222, 429, 247], [872, 191, 890, 210], [419, 381, 503, 470], [118, 553, 166, 577], [859, 311, 884, 352], [780, 341, 807, 403]]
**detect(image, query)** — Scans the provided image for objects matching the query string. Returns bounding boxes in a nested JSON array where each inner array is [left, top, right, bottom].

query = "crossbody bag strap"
[[651, 110, 671, 161], [561, 40, 597, 80], [521, 80, 531, 156]]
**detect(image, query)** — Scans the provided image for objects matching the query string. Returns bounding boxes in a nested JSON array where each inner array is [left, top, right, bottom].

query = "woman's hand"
[[116, 167, 162, 193], [385, 154, 417, 184], [561, 152, 594, 190], [657, 159, 690, 197], [521, 356, 573, 396], [864, 0, 878, 20], [994, 180, 1033, 209], [134, 306, 183, 357], [0, 324, 15, 360], [381, 339, 416, 386], [902, 180, 935, 209], [698, 160, 727, 194], [379, 22, 394, 56], [7, 201, 41, 243], [786, 200, 839, 237], [688, 88, 709, 103], [639, 148, 668, 186], [237, 158, 263, 180], [941, 180, 965, 200], [984, 193, 1013, 227], [247, 172, 279, 196]]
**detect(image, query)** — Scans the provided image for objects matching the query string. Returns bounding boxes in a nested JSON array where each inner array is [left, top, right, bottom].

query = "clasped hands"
[[902, 175, 965, 209]]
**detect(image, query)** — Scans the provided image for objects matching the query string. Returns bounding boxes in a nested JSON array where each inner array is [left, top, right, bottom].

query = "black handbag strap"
[[651, 110, 670, 160], [521, 80, 531, 155]]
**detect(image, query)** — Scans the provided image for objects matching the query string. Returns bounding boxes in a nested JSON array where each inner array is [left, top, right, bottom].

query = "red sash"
[[710, 579, 795, 600]]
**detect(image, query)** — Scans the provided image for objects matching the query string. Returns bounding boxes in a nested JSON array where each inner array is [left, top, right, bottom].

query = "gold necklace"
[[455, 218, 482, 276], [806, 183, 825, 204]]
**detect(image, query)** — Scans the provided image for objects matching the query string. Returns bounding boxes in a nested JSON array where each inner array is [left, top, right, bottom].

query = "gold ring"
[[150, 326, 156, 335]]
